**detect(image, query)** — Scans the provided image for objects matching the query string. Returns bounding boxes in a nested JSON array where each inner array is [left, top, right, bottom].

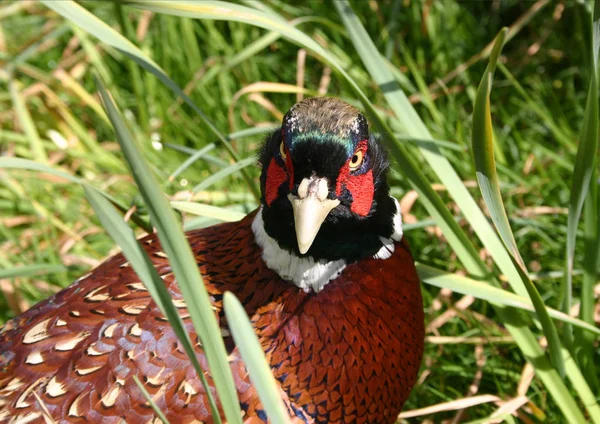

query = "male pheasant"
[[0, 97, 424, 423]]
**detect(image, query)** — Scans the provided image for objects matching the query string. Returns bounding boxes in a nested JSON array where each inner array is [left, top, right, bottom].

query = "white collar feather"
[[251, 198, 403, 293]]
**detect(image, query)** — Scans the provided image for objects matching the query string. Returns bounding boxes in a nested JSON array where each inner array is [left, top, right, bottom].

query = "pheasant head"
[[256, 97, 402, 292]]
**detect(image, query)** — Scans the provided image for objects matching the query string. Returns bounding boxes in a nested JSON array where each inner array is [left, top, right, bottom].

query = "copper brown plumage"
[[0, 97, 424, 423]]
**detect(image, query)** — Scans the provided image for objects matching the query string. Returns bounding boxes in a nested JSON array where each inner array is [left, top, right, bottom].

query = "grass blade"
[[566, 85, 598, 285], [133, 376, 171, 424], [472, 29, 521, 266], [0, 265, 65, 280], [471, 29, 565, 377], [171, 201, 246, 222], [192, 157, 255, 193], [95, 77, 242, 424], [167, 128, 271, 180], [224, 292, 291, 424], [332, 0, 526, 294], [566, 1, 600, 344], [8, 76, 47, 163], [576, 165, 599, 389], [169, 143, 216, 180], [417, 264, 600, 337], [563, 344, 600, 423]]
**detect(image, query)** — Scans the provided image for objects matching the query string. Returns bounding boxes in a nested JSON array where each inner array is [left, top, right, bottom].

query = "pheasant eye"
[[349, 150, 363, 171], [279, 141, 287, 160]]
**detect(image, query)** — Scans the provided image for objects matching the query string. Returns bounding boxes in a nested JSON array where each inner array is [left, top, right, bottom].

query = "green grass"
[[1, 0, 599, 422]]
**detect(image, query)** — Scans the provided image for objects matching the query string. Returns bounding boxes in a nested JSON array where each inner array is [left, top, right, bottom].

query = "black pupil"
[[352, 155, 359, 164]]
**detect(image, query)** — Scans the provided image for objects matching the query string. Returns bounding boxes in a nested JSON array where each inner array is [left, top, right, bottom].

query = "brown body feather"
[[0, 211, 423, 423]]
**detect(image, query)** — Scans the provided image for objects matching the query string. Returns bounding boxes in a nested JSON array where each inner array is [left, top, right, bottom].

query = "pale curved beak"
[[287, 177, 340, 254]]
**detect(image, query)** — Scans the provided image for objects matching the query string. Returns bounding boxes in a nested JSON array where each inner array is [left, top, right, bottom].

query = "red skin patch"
[[336, 141, 374, 216], [265, 145, 294, 206], [265, 159, 287, 206]]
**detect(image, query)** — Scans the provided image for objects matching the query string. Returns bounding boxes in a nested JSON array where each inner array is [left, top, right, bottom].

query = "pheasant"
[[0, 97, 424, 423]]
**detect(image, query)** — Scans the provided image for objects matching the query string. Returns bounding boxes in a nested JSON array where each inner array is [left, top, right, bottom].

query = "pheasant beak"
[[287, 177, 340, 254]]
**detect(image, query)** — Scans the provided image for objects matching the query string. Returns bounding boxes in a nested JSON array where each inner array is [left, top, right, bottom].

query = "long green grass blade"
[[577, 165, 599, 389], [566, 2, 600, 344], [472, 30, 522, 266], [224, 292, 291, 424], [417, 264, 600, 337], [192, 157, 255, 193], [0, 264, 65, 279], [332, 0, 526, 294], [8, 77, 47, 163], [167, 128, 271, 180], [563, 344, 600, 423], [133, 376, 171, 424], [497, 309, 587, 424], [96, 77, 242, 424], [87, 183, 200, 423], [566, 101, 598, 286], [0, 158, 89, 186], [471, 29, 565, 377], [170, 143, 216, 180], [171, 201, 246, 222]]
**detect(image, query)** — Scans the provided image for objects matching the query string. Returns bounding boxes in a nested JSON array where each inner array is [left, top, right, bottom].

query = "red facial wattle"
[[335, 140, 374, 217], [265, 144, 294, 207]]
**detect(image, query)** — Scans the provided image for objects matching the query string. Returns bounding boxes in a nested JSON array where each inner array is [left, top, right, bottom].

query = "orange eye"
[[279, 141, 287, 160], [349, 150, 363, 171]]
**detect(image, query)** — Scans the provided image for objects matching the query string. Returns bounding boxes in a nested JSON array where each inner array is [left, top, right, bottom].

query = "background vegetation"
[[0, 0, 598, 422]]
